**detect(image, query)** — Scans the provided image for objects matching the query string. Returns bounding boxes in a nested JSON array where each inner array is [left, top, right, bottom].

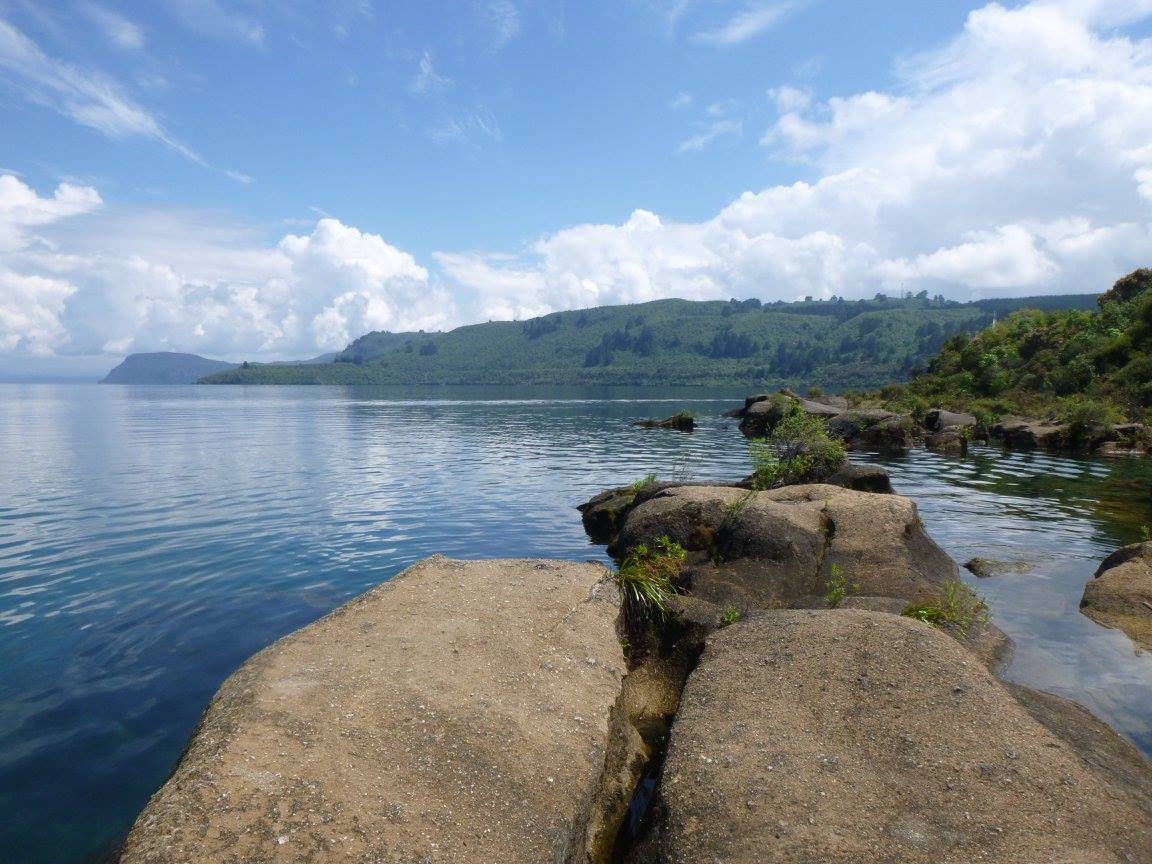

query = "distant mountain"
[[201, 293, 1100, 390], [102, 353, 238, 384]]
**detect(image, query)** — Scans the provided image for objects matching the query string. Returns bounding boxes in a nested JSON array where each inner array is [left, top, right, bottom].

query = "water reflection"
[[0, 384, 1149, 864]]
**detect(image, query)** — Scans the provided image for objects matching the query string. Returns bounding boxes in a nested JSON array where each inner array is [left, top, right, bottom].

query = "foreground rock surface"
[[1082, 542, 1152, 652], [119, 557, 625, 864], [640, 610, 1152, 863]]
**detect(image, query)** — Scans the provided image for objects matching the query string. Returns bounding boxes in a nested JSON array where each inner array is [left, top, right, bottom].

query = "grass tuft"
[[902, 580, 988, 634]]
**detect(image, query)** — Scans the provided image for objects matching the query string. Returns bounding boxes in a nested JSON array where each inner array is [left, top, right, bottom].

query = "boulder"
[[827, 410, 919, 451], [925, 408, 977, 431], [924, 429, 967, 455], [992, 419, 1067, 450], [613, 484, 955, 611], [1081, 542, 1152, 652], [632, 414, 694, 431], [736, 391, 841, 438], [118, 557, 626, 864], [823, 461, 894, 494], [579, 486, 643, 544], [641, 610, 1152, 864]]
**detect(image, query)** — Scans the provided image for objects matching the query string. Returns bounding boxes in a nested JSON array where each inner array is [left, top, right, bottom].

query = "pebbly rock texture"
[[1081, 542, 1152, 652], [632, 414, 694, 431], [613, 484, 956, 611], [118, 557, 627, 864], [637, 610, 1152, 864]]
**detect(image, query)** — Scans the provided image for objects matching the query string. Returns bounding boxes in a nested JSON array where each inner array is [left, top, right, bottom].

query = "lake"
[[1, 384, 1150, 864]]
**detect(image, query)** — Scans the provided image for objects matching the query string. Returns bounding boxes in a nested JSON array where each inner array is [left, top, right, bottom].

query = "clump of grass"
[[1141, 524, 1150, 543], [902, 580, 988, 634], [616, 535, 686, 617], [719, 606, 743, 627], [627, 472, 658, 494], [824, 564, 859, 609]]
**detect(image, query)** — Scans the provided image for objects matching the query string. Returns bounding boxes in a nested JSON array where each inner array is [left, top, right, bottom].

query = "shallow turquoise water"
[[0, 384, 1150, 864]]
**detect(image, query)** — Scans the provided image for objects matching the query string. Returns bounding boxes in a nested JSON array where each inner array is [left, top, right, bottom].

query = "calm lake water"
[[1, 384, 1151, 864]]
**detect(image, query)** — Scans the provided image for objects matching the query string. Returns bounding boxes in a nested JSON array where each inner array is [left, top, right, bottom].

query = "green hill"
[[877, 269, 1152, 423], [103, 352, 237, 384], [201, 293, 1100, 389]]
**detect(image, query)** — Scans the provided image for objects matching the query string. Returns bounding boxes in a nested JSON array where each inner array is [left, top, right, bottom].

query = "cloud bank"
[[2, 0, 1152, 360]]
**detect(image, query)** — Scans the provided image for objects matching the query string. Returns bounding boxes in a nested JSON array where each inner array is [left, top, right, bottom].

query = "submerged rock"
[[1081, 542, 1152, 652], [632, 413, 694, 431], [641, 610, 1152, 864], [823, 461, 894, 494], [118, 557, 626, 864], [964, 557, 1033, 578], [925, 429, 968, 455]]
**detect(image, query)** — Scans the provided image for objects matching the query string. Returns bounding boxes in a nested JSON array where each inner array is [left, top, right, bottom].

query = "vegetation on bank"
[[871, 270, 1152, 428], [201, 293, 1098, 389]]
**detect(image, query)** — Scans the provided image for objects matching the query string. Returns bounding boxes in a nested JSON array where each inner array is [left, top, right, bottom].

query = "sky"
[[1, 0, 1152, 377]]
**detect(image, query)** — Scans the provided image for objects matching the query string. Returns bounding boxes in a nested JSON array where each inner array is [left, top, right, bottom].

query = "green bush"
[[751, 405, 846, 489]]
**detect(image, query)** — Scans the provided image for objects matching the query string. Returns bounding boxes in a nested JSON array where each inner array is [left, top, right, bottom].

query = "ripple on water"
[[0, 385, 1150, 864]]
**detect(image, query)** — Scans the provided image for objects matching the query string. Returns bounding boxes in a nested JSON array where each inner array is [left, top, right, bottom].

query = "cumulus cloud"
[[0, 176, 453, 359], [440, 0, 1152, 317]]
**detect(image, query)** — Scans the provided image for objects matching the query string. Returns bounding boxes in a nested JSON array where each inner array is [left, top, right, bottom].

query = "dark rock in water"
[[579, 486, 643, 544], [992, 418, 1067, 450], [827, 410, 918, 451], [1081, 541, 1152, 652], [823, 461, 894, 494], [632, 414, 694, 431], [925, 408, 977, 431], [964, 557, 1033, 578], [613, 484, 955, 610], [645, 610, 1152, 863], [925, 429, 968, 455], [733, 391, 843, 438]]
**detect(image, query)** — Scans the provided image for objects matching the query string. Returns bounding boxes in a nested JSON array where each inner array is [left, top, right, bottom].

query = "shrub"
[[1059, 397, 1122, 445], [750, 405, 846, 489]]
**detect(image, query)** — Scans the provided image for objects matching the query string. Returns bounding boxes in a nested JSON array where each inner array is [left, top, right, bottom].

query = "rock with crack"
[[613, 484, 956, 610], [1081, 541, 1152, 652], [639, 610, 1152, 864], [118, 557, 626, 864]]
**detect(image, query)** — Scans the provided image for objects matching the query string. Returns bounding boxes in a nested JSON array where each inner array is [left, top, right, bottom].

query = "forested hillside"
[[879, 269, 1152, 423], [202, 292, 1099, 388]]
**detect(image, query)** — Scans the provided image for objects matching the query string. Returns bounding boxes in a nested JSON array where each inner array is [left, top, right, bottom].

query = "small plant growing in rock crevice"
[[719, 607, 743, 627], [902, 580, 988, 634], [616, 535, 686, 618], [627, 473, 658, 494], [1141, 524, 1150, 543], [823, 564, 859, 609]]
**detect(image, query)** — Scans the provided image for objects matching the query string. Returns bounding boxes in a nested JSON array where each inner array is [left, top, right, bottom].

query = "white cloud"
[[410, 50, 452, 95], [692, 2, 794, 46], [162, 0, 264, 46], [671, 91, 694, 110], [678, 118, 742, 153], [477, 0, 520, 52], [428, 107, 502, 146], [0, 175, 452, 358], [79, 3, 144, 50], [0, 17, 248, 180], [440, 0, 1152, 315]]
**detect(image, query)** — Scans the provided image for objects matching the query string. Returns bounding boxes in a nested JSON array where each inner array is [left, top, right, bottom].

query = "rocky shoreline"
[[118, 442, 1152, 862], [731, 389, 1152, 457]]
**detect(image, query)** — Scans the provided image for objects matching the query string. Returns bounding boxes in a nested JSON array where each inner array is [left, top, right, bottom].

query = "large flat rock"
[[119, 557, 625, 864], [648, 610, 1152, 863]]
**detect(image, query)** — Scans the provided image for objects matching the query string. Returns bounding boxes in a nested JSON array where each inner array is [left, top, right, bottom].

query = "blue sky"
[[2, 0, 1152, 374]]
